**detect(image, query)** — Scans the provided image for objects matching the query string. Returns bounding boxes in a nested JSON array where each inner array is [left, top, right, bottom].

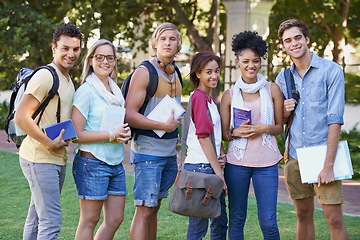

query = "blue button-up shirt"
[[276, 53, 344, 160]]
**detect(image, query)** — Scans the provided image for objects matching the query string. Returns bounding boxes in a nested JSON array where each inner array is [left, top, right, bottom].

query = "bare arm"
[[198, 137, 227, 194], [124, 67, 180, 132], [14, 94, 67, 151], [71, 106, 131, 144], [220, 90, 232, 141], [218, 142, 227, 169], [317, 123, 341, 186]]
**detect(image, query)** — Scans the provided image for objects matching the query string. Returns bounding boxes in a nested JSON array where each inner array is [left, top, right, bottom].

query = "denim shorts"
[[72, 155, 127, 200], [132, 151, 178, 207]]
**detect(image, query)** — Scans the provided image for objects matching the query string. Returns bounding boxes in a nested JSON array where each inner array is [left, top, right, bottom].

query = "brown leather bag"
[[168, 95, 224, 218]]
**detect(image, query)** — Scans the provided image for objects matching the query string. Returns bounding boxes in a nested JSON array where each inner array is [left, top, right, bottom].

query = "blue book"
[[43, 119, 78, 141], [233, 106, 251, 128]]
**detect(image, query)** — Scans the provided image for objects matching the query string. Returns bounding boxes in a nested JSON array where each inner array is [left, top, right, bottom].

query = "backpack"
[[4, 65, 61, 147], [121, 60, 183, 140], [283, 68, 300, 158], [283, 68, 299, 139]]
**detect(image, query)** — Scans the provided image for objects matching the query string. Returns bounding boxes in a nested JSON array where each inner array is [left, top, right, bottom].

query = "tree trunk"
[[169, 0, 214, 52]]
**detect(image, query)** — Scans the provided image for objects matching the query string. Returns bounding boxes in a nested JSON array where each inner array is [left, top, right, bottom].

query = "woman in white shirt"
[[184, 51, 228, 240]]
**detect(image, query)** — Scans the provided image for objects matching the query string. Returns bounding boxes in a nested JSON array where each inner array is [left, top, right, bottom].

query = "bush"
[[181, 77, 194, 96], [345, 73, 360, 103], [341, 125, 360, 179], [0, 101, 9, 130]]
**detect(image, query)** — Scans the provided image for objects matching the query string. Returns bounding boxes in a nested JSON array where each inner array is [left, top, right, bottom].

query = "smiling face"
[[52, 35, 81, 74], [90, 44, 116, 81], [197, 60, 220, 91], [154, 30, 179, 60], [235, 48, 261, 83], [281, 26, 310, 60]]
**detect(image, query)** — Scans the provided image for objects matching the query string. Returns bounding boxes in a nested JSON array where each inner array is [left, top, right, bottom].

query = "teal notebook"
[[43, 119, 78, 141]]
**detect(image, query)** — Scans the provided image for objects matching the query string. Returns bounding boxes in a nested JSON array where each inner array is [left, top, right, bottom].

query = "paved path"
[[1, 130, 359, 217]]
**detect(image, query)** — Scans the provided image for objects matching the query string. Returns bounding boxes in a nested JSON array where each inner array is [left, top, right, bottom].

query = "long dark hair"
[[190, 51, 222, 88]]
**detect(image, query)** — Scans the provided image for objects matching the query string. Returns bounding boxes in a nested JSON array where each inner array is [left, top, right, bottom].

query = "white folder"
[[296, 140, 353, 184]]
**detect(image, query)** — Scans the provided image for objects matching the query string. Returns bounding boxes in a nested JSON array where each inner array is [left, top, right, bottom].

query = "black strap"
[[284, 68, 299, 159], [284, 68, 299, 102], [133, 61, 183, 140], [180, 94, 216, 169], [32, 65, 61, 124]]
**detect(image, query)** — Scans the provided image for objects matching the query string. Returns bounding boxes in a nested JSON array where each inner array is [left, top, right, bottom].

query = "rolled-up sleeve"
[[191, 91, 214, 139], [326, 64, 344, 125]]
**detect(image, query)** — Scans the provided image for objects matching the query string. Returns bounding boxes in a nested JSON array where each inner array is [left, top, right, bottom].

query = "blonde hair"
[[81, 39, 118, 84], [150, 22, 182, 54]]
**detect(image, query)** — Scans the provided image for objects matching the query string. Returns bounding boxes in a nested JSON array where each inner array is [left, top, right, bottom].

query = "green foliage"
[[181, 77, 194, 96], [0, 102, 9, 129], [345, 73, 360, 103], [341, 126, 360, 179], [267, 0, 360, 67], [0, 1, 75, 90]]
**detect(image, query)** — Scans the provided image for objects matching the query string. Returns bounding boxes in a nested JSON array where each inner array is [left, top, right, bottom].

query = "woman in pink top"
[[220, 31, 283, 239]]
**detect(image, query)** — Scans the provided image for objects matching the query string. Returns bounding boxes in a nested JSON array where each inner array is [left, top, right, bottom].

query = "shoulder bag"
[[168, 94, 224, 218]]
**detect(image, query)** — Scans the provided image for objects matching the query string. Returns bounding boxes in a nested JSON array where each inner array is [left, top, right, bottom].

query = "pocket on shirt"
[[309, 81, 326, 103]]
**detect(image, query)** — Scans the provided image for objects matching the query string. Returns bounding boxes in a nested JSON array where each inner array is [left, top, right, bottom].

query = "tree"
[[0, 0, 73, 90], [268, 0, 359, 66], [68, 0, 225, 53], [1, 0, 225, 90]]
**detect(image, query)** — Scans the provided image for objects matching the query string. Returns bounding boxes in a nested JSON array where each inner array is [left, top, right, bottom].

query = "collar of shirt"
[[282, 53, 345, 160]]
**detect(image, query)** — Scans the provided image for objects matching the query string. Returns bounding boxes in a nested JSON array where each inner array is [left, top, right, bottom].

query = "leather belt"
[[79, 150, 99, 160]]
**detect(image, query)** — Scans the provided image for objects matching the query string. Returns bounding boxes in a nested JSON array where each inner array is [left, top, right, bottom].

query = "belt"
[[185, 163, 212, 169], [79, 150, 99, 160]]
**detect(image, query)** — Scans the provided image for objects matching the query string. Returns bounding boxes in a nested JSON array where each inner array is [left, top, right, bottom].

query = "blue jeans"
[[225, 163, 279, 240], [20, 157, 66, 240], [184, 163, 228, 240], [72, 155, 127, 200], [132, 151, 178, 207]]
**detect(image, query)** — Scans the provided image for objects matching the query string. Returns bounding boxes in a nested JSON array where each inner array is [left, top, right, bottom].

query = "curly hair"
[[231, 31, 267, 59], [53, 23, 83, 47]]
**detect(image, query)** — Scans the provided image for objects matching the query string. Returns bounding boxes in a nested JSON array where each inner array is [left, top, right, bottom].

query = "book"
[[43, 119, 77, 141], [233, 106, 251, 128], [100, 106, 126, 131], [296, 140, 354, 184], [147, 95, 186, 138]]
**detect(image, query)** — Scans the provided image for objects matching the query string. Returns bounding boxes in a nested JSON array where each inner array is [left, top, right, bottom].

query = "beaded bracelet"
[[226, 128, 235, 141]]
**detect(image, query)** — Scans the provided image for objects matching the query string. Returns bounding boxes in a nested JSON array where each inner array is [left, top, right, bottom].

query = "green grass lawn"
[[1, 151, 359, 239]]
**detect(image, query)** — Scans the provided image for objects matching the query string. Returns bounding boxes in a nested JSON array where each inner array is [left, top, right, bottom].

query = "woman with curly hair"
[[220, 31, 283, 239]]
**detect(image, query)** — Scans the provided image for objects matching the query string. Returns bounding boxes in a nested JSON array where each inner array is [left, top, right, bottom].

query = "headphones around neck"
[[155, 56, 176, 75]]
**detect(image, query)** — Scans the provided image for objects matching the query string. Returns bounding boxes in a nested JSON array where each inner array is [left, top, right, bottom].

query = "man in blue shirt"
[[276, 19, 348, 240]]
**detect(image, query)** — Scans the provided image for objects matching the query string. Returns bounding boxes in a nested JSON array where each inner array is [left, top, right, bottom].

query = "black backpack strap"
[[32, 65, 61, 124], [284, 68, 299, 159], [139, 61, 158, 115], [175, 66, 183, 86], [284, 68, 298, 102]]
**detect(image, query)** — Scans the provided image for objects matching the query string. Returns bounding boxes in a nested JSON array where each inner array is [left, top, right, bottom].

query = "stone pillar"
[[222, 0, 249, 90], [222, 0, 275, 89]]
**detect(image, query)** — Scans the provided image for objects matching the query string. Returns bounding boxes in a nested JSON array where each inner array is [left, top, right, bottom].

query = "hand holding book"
[[113, 123, 131, 143]]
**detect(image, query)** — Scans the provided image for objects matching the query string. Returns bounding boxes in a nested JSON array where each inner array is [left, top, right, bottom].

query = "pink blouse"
[[227, 82, 283, 167]]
